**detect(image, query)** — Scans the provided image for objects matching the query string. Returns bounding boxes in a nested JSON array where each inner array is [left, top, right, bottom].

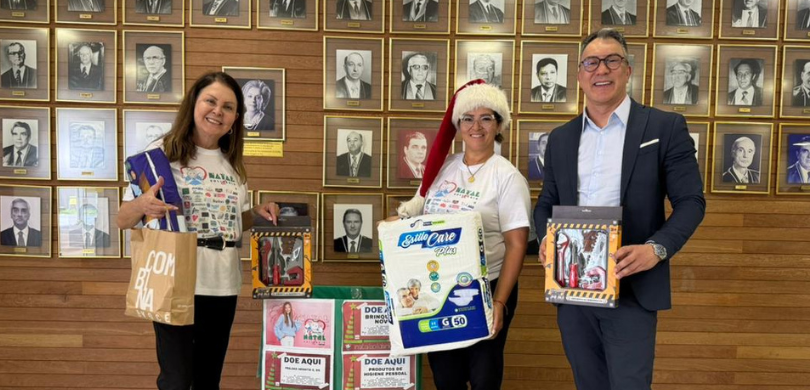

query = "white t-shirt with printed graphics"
[[421, 153, 531, 279], [124, 142, 250, 296]]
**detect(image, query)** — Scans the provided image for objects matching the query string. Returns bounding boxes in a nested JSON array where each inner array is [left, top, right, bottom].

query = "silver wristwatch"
[[645, 240, 667, 261]]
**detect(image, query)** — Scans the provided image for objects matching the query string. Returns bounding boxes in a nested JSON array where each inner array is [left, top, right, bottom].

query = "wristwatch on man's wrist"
[[645, 240, 667, 261]]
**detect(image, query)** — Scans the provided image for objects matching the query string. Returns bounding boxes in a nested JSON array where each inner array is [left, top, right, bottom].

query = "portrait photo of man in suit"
[[239, 79, 275, 131], [527, 132, 548, 181], [68, 42, 103, 91], [0, 197, 41, 247], [69, 122, 106, 169], [135, 0, 171, 14], [67, 202, 111, 249], [0, 0, 37, 10], [798, 2, 810, 30], [398, 130, 431, 179], [534, 0, 570, 24], [333, 206, 373, 253], [401, 52, 437, 101], [467, 53, 502, 87], [727, 58, 764, 106], [722, 134, 761, 184], [336, 0, 371, 20], [2, 120, 38, 167], [403, 0, 438, 21], [731, 0, 767, 27], [335, 129, 372, 178], [136, 44, 171, 93], [1, 41, 37, 89], [531, 55, 568, 103], [67, 0, 104, 12], [534, 29, 705, 390], [335, 50, 372, 100], [792, 60, 810, 107], [468, 0, 504, 23], [787, 134, 810, 184], [662, 59, 699, 105], [602, 0, 636, 25], [666, 0, 701, 26], [270, 0, 305, 18], [202, 0, 238, 16]]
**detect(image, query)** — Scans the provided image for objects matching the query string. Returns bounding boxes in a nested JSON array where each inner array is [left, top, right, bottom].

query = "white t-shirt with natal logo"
[[421, 153, 531, 279]]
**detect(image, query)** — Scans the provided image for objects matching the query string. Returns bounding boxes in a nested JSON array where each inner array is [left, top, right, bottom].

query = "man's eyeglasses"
[[7, 51, 21, 56], [460, 115, 496, 128], [579, 54, 626, 72], [670, 70, 689, 75], [410, 64, 430, 71], [144, 56, 165, 62]]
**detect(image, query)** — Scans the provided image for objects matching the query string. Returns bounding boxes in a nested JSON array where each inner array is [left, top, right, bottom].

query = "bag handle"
[[144, 151, 175, 232]]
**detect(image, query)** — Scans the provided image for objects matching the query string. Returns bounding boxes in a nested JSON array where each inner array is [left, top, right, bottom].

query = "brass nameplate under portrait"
[[347, 178, 360, 184], [738, 107, 751, 113], [14, 247, 26, 253], [347, 101, 360, 106], [479, 25, 492, 31], [413, 23, 426, 29], [802, 109, 810, 114], [12, 91, 24, 96], [281, 19, 294, 25], [409, 180, 421, 185], [614, 27, 625, 32], [80, 93, 93, 98], [677, 28, 688, 34], [82, 171, 95, 176], [82, 249, 95, 255], [11, 11, 24, 16], [541, 104, 555, 110], [147, 16, 160, 21], [742, 30, 756, 35], [807, 31, 810, 37], [734, 185, 747, 190], [673, 106, 686, 112], [147, 94, 161, 100], [347, 254, 360, 259], [800, 185, 810, 191], [545, 26, 558, 32], [13, 169, 26, 174], [247, 131, 260, 137], [348, 22, 361, 27], [80, 13, 93, 18], [411, 103, 425, 108], [215, 17, 227, 22]]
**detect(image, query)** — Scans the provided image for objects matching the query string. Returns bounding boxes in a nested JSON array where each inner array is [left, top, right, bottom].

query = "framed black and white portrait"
[[776, 124, 810, 194], [123, 30, 184, 104], [389, 38, 449, 112], [590, 0, 648, 36], [687, 121, 709, 192], [0, 28, 48, 101], [55, 28, 116, 103], [56, 108, 117, 181], [522, 0, 582, 36], [258, 0, 316, 30], [715, 45, 777, 117], [55, 0, 116, 24], [122, 109, 175, 180], [324, 0, 384, 32], [390, 0, 450, 33], [258, 190, 321, 260], [780, 46, 810, 118], [0, 184, 51, 257], [56, 186, 121, 258], [323, 116, 383, 188], [784, 0, 810, 40], [711, 121, 773, 194], [651, 43, 712, 116], [321, 192, 382, 261], [190, 0, 250, 28], [456, 0, 517, 35], [516, 119, 564, 190], [123, 0, 183, 27], [0, 106, 49, 180], [653, 0, 715, 38], [0, 0, 49, 23], [323, 37, 383, 111], [719, 0, 778, 39], [454, 39, 515, 109], [387, 117, 443, 188], [625, 42, 647, 103], [223, 67, 286, 141], [519, 40, 579, 115]]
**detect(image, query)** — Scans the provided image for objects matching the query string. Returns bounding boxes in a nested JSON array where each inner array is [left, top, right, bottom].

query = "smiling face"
[[143, 46, 166, 75], [577, 38, 631, 110], [192, 81, 239, 148], [403, 135, 427, 165], [343, 211, 362, 239], [283, 303, 292, 314], [398, 289, 414, 308], [10, 125, 30, 149], [408, 285, 420, 299], [344, 53, 364, 82], [538, 63, 559, 89], [731, 137, 756, 169], [408, 55, 430, 84], [735, 63, 754, 90], [460, 107, 499, 155], [10, 199, 30, 229]]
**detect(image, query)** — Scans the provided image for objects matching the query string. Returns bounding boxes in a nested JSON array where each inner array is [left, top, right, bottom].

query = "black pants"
[[427, 279, 519, 390], [557, 286, 658, 390], [153, 295, 238, 390]]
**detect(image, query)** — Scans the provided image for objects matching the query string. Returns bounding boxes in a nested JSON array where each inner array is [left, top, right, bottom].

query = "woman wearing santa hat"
[[397, 80, 531, 389]]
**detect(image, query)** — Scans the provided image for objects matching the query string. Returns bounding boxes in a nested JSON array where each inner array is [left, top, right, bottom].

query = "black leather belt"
[[197, 236, 238, 250]]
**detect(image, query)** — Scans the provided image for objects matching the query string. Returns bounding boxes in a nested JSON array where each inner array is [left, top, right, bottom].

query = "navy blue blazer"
[[533, 99, 705, 311]]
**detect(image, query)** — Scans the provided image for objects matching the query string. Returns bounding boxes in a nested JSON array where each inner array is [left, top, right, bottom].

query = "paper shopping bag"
[[125, 227, 197, 325]]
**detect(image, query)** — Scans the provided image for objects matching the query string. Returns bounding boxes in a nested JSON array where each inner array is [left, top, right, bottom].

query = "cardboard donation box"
[[251, 216, 313, 298], [544, 206, 622, 308], [378, 211, 494, 356]]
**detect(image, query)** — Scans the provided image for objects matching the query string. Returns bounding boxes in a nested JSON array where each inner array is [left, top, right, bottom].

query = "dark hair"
[[580, 29, 629, 58], [536, 57, 559, 74], [10, 121, 31, 138], [733, 59, 761, 81], [162, 71, 247, 183], [493, 112, 504, 143], [343, 208, 363, 223], [403, 131, 426, 146]]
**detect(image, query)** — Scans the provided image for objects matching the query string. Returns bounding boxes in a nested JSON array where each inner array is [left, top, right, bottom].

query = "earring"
[[228, 128, 234, 135]]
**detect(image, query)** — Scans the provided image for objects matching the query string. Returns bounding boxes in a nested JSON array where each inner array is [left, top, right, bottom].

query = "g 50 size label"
[[418, 315, 467, 332]]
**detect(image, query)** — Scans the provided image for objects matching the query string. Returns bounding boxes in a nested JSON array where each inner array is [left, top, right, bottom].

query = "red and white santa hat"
[[397, 79, 511, 217]]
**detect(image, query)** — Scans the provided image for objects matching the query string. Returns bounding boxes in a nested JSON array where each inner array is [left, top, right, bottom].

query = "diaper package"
[[377, 211, 493, 356]]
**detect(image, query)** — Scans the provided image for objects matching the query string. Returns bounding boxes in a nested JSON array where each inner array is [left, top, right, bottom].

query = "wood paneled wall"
[[2, 2, 810, 389]]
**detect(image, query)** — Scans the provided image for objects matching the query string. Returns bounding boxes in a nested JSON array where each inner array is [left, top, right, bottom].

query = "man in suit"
[[401, 53, 437, 100], [2, 121, 38, 167], [731, 0, 766, 27], [787, 135, 810, 184], [666, 0, 701, 26], [663, 60, 699, 105], [403, 0, 438, 21], [66, 0, 104, 12], [270, 0, 305, 18], [0, 0, 37, 10], [792, 60, 810, 107], [534, 0, 570, 24], [533, 29, 705, 390], [399, 131, 427, 179], [336, 131, 372, 178], [469, 0, 504, 23], [531, 57, 567, 103], [335, 52, 372, 99], [798, 6, 810, 30], [0, 198, 41, 247], [528, 132, 548, 180], [69, 203, 111, 249], [70, 124, 105, 169], [336, 0, 372, 20], [68, 43, 103, 91], [727, 59, 763, 106], [136, 45, 170, 93], [333, 208, 372, 253], [602, 0, 636, 25], [202, 0, 238, 15], [1, 42, 37, 89], [722, 136, 760, 184], [134, 0, 171, 14]]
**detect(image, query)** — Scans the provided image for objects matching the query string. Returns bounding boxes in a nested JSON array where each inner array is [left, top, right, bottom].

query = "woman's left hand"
[[490, 301, 505, 339], [254, 201, 280, 225]]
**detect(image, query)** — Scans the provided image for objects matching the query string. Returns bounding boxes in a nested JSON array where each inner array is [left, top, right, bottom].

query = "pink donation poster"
[[342, 300, 391, 351]]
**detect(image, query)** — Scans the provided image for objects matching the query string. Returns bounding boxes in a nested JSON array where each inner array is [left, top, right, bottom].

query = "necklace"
[[463, 156, 488, 183]]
